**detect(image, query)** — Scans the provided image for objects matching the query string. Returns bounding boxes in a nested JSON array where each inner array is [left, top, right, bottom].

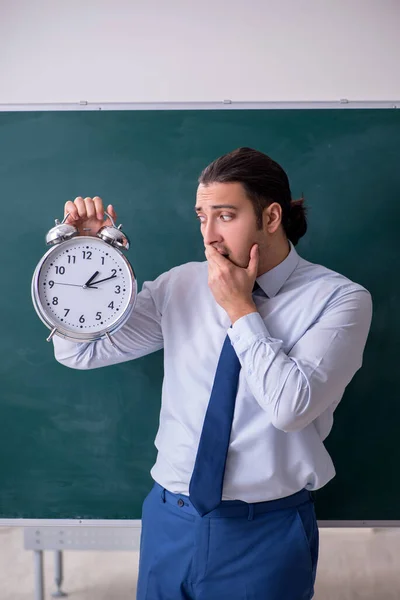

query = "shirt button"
[[177, 499, 184, 507]]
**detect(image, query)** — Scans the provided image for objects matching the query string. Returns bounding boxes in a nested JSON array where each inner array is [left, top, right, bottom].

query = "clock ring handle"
[[62, 211, 117, 228]]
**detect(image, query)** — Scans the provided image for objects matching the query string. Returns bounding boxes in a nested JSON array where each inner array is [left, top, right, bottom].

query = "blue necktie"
[[189, 283, 261, 516]]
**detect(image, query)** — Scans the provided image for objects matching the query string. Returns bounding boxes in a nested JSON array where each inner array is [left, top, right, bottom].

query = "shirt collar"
[[255, 241, 300, 298]]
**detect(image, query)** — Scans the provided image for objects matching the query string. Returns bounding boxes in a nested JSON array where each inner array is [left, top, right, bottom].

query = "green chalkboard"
[[0, 108, 398, 521]]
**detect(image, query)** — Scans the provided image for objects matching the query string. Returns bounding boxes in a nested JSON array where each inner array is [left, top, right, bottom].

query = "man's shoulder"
[[141, 261, 206, 311], [149, 260, 206, 294], [163, 260, 207, 282], [296, 255, 370, 297]]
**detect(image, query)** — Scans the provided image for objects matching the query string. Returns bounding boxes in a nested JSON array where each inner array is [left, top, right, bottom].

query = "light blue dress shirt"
[[53, 242, 373, 503]]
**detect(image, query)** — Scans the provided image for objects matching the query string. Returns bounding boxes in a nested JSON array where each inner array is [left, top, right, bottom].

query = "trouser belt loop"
[[247, 504, 255, 521], [161, 488, 166, 503]]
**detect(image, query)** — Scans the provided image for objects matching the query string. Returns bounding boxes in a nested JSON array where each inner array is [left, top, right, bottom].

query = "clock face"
[[33, 236, 135, 340]]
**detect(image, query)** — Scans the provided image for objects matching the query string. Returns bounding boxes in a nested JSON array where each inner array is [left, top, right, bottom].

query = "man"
[[54, 147, 372, 599]]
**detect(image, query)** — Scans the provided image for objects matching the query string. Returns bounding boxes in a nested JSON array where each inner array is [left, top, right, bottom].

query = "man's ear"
[[263, 203, 282, 234]]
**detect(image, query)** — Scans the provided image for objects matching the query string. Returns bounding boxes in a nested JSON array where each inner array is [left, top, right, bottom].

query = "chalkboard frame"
[[1, 101, 399, 527]]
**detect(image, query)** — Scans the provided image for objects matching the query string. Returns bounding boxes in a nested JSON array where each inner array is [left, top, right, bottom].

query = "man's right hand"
[[64, 196, 117, 236]]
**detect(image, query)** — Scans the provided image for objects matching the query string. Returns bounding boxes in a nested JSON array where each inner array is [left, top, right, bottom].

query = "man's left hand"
[[205, 244, 259, 324]]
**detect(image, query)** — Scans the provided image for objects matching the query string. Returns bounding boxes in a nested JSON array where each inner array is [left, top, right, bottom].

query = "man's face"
[[195, 182, 267, 268]]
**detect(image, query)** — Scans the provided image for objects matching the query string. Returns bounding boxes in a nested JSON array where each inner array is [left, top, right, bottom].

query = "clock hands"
[[50, 271, 117, 291], [83, 271, 100, 288], [86, 274, 117, 287]]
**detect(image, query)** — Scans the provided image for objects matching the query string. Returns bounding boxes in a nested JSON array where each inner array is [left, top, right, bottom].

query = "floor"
[[1, 527, 399, 599]]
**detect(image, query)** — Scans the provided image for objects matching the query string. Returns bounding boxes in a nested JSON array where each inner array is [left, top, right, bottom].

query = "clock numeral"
[[111, 269, 117, 277], [52, 297, 58, 305], [101, 257, 105, 265], [67, 255, 76, 264], [64, 309, 70, 317], [96, 312, 102, 321], [82, 251, 92, 260], [79, 315, 85, 323], [115, 285, 121, 294], [55, 266, 65, 275], [108, 301, 114, 309], [48, 280, 55, 289]]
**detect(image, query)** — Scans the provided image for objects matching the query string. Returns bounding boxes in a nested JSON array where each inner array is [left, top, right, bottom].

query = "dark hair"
[[198, 147, 307, 246]]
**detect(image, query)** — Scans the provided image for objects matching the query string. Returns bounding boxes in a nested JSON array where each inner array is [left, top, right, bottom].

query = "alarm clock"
[[31, 212, 137, 346]]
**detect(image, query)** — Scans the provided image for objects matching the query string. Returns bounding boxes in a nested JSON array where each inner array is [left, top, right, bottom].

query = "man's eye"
[[196, 214, 232, 223]]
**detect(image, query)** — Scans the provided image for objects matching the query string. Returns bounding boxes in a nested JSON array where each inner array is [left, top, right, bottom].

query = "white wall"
[[1, 0, 399, 104]]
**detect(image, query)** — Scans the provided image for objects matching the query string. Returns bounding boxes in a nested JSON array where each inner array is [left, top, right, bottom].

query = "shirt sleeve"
[[227, 288, 373, 433], [53, 272, 170, 370]]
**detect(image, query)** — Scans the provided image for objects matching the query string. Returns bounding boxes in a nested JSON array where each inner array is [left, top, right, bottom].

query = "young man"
[[54, 147, 372, 600]]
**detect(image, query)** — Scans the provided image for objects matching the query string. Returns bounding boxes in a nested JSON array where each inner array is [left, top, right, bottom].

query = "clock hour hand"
[[83, 271, 100, 288], [86, 274, 117, 287]]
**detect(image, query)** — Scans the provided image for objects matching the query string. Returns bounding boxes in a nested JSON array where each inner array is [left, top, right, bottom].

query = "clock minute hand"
[[87, 274, 117, 287]]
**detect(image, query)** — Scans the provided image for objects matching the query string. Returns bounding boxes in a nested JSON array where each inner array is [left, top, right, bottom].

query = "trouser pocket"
[[295, 502, 319, 595]]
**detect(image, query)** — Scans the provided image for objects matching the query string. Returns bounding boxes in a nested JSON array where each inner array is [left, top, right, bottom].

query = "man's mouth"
[[215, 248, 229, 257]]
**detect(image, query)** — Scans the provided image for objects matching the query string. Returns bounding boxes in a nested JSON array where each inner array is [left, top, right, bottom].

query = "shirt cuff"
[[227, 311, 274, 353]]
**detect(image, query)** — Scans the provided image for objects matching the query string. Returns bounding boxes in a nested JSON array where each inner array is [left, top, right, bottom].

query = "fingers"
[[246, 244, 259, 283], [74, 197, 88, 219], [64, 196, 108, 222], [64, 196, 118, 233], [106, 204, 117, 222], [93, 196, 105, 221], [204, 245, 225, 266], [64, 200, 78, 223], [83, 197, 96, 220]]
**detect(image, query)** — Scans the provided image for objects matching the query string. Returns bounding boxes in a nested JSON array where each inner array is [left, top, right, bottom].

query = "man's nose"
[[203, 221, 222, 246]]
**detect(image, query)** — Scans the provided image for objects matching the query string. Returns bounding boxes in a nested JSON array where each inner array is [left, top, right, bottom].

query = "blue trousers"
[[137, 483, 319, 600]]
